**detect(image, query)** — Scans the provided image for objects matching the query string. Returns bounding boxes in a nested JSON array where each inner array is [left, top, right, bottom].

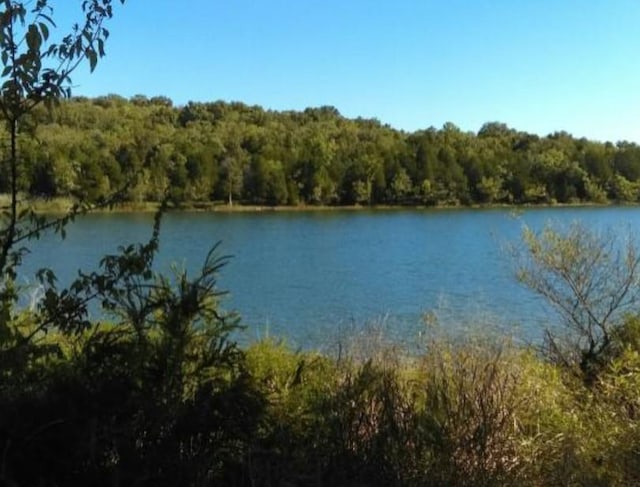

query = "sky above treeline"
[[55, 0, 640, 143]]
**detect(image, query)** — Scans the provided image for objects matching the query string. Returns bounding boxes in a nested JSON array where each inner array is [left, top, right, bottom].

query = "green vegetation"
[[6, 303, 640, 485], [5, 95, 640, 208], [515, 223, 640, 384], [244, 329, 640, 486], [1, 2, 640, 486]]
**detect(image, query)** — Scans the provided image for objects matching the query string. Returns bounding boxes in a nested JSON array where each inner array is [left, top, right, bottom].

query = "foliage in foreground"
[[514, 221, 640, 384], [4, 306, 640, 487], [243, 327, 640, 487], [0, 228, 264, 486]]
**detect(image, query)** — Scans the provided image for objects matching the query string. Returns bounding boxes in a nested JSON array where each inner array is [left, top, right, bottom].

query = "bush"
[[0, 242, 265, 486], [515, 222, 640, 383]]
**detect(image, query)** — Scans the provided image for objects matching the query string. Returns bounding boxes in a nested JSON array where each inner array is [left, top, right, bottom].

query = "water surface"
[[21, 206, 640, 348]]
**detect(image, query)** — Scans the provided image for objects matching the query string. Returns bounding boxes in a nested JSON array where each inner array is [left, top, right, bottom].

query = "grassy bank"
[[1, 194, 631, 214]]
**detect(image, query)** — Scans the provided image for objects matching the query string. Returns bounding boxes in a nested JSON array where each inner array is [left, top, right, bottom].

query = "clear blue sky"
[[56, 0, 640, 142]]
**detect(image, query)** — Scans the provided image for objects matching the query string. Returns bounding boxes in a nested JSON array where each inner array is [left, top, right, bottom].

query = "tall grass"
[[243, 319, 640, 486]]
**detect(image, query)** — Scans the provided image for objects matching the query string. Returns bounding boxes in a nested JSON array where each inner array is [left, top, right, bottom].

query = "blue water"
[[19, 206, 640, 348]]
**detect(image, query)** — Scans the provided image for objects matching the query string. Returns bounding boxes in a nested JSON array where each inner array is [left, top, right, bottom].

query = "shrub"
[[515, 222, 640, 384]]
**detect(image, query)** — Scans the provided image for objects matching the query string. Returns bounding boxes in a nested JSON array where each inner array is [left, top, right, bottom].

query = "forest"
[[10, 94, 640, 207]]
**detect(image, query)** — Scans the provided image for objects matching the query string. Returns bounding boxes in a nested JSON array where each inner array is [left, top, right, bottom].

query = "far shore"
[[0, 195, 633, 214]]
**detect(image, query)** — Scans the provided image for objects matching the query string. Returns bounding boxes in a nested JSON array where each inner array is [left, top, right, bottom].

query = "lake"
[[19, 206, 640, 349]]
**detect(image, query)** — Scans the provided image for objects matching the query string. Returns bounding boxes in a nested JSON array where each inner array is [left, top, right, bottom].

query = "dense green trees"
[[6, 96, 640, 207]]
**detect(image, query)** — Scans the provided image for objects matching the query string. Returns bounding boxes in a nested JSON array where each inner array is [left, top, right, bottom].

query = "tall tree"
[[0, 0, 124, 301]]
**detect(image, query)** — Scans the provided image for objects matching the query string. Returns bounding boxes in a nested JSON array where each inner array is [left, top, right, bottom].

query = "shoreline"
[[1, 196, 635, 214]]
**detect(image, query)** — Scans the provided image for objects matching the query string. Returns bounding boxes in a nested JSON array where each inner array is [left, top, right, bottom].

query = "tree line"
[[9, 95, 640, 206]]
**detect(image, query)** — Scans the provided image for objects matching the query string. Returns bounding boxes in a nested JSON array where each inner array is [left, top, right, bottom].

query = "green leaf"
[[26, 24, 41, 51], [37, 12, 56, 28], [87, 48, 97, 72], [38, 22, 49, 41]]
